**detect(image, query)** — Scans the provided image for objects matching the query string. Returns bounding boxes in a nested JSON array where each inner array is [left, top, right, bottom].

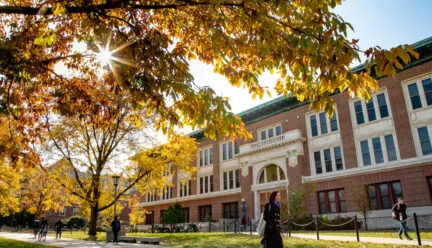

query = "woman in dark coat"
[[262, 191, 283, 248]]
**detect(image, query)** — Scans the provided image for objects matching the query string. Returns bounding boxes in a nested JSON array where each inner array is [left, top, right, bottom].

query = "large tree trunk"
[[88, 202, 99, 238]]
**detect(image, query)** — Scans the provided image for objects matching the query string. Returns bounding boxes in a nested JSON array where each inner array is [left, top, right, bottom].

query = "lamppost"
[[241, 198, 247, 225], [112, 175, 120, 218]]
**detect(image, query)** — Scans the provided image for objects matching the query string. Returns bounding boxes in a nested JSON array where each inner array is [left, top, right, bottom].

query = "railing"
[[239, 129, 302, 155]]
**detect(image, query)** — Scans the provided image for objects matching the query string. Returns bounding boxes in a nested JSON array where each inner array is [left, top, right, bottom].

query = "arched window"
[[258, 164, 286, 184]]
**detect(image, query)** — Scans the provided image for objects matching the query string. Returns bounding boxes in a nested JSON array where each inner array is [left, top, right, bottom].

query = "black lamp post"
[[112, 175, 120, 218]]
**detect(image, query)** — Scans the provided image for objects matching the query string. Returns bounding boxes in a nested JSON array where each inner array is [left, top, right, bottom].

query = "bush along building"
[[139, 36, 432, 230]]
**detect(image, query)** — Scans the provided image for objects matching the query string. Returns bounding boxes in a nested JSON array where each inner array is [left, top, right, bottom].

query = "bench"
[[118, 236, 164, 245]]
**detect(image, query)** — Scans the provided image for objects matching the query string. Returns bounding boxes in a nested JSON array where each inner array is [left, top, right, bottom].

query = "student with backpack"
[[259, 191, 283, 248], [392, 197, 413, 240], [111, 216, 121, 244]]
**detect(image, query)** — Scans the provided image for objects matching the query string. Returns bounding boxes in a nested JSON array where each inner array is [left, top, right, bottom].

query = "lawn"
[[0, 237, 56, 248], [47, 231, 431, 247], [290, 230, 432, 240], [48, 230, 106, 242]]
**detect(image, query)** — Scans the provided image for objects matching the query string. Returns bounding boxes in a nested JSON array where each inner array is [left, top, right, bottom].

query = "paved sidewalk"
[[290, 233, 432, 246], [0, 232, 163, 248]]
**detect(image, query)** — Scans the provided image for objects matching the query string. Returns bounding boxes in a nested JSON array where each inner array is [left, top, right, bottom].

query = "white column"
[[254, 190, 260, 219]]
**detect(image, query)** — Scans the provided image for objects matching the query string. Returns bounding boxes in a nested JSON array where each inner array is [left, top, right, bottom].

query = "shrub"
[[66, 216, 88, 229]]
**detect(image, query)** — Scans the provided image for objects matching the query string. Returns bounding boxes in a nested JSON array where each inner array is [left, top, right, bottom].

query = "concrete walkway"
[[0, 232, 163, 248], [290, 233, 432, 246]]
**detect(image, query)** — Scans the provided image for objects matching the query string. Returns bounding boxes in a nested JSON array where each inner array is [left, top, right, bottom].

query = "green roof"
[[189, 36, 432, 139]]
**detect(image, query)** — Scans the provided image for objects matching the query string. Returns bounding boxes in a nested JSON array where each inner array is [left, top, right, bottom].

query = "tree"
[[128, 195, 147, 231], [161, 203, 185, 226], [353, 185, 371, 230], [281, 183, 315, 223]]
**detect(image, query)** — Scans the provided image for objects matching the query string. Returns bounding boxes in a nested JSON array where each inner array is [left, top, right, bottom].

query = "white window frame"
[[305, 108, 340, 138], [59, 207, 66, 217], [147, 191, 156, 202], [356, 133, 400, 167], [162, 186, 173, 200], [197, 146, 213, 167], [220, 140, 236, 161], [257, 123, 283, 141], [311, 145, 345, 175], [73, 207, 79, 216], [402, 73, 432, 112], [349, 88, 392, 127], [198, 175, 213, 194], [179, 179, 192, 197], [412, 124, 432, 157], [258, 165, 286, 184], [221, 169, 241, 190]]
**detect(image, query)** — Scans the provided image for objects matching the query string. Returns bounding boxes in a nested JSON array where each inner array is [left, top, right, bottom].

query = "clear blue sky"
[[181, 0, 432, 134]]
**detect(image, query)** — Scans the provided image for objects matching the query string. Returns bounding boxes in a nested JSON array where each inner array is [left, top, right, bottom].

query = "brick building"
[[139, 36, 432, 229]]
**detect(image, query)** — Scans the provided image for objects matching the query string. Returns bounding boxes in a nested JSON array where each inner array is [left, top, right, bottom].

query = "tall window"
[[223, 202, 239, 219], [258, 124, 283, 140], [199, 147, 213, 167], [145, 211, 154, 225], [147, 191, 156, 202], [359, 134, 398, 166], [352, 91, 390, 125], [258, 164, 286, 184], [59, 207, 66, 216], [428, 176, 432, 200], [368, 181, 402, 210], [199, 175, 213, 194], [182, 208, 190, 223], [73, 207, 79, 216], [313, 146, 344, 174], [179, 180, 192, 197], [199, 205, 212, 222], [418, 127, 432, 156], [308, 112, 338, 137], [406, 77, 432, 110], [317, 189, 346, 214], [162, 186, 173, 200], [222, 141, 237, 161], [223, 169, 241, 190]]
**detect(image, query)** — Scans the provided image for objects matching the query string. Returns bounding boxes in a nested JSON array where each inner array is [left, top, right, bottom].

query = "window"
[[145, 211, 154, 225], [182, 208, 190, 223], [377, 93, 389, 118], [368, 181, 402, 210], [310, 116, 318, 137], [258, 164, 286, 184], [408, 83, 422, 109], [223, 202, 239, 219], [366, 99, 376, 122], [428, 177, 432, 199], [352, 91, 391, 125], [223, 169, 241, 190], [222, 141, 236, 161], [317, 189, 346, 214], [406, 77, 432, 110], [199, 175, 213, 194], [319, 112, 328, 135], [147, 191, 156, 202], [59, 207, 66, 216], [199, 147, 213, 167], [308, 111, 338, 137], [354, 101, 365, 125], [418, 127, 432, 155], [199, 205, 212, 222], [162, 186, 173, 200], [180, 180, 192, 197], [73, 207, 79, 216], [259, 124, 283, 140], [313, 146, 344, 174], [359, 134, 399, 166]]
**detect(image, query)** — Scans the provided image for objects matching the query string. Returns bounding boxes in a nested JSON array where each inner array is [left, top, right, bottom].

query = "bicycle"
[[38, 226, 48, 242]]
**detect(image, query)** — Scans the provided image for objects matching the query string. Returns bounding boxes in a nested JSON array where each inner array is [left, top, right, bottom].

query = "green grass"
[[290, 230, 432, 240], [48, 231, 106, 242], [126, 232, 427, 248], [0, 237, 56, 248]]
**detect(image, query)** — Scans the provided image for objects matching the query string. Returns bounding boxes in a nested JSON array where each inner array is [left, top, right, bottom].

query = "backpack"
[[113, 220, 120, 231], [256, 203, 271, 236]]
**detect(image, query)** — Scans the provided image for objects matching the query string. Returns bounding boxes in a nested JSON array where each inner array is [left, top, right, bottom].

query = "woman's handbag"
[[256, 203, 271, 236]]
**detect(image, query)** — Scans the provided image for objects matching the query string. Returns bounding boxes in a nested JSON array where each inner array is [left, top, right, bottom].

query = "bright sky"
[[189, 0, 432, 116]]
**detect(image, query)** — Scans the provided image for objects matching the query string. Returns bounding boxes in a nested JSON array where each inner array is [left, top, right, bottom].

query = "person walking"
[[261, 191, 283, 248], [392, 197, 413, 240], [54, 219, 63, 239], [111, 216, 121, 244]]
